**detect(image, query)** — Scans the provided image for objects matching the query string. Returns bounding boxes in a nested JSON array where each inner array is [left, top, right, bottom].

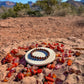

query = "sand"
[[0, 16, 84, 84]]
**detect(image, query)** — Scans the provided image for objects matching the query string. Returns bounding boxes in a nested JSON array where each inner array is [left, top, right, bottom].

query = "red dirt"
[[0, 16, 84, 48]]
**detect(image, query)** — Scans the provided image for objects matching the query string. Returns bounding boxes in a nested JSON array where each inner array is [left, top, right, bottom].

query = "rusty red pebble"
[[5, 53, 14, 63], [67, 59, 72, 66], [13, 63, 19, 67], [44, 82, 47, 84], [1, 59, 6, 64], [6, 64, 15, 71], [12, 57, 19, 64], [53, 43, 59, 46], [48, 43, 52, 46], [44, 81, 54, 84], [69, 50, 72, 53], [50, 46, 55, 49], [2, 77, 8, 82], [36, 43, 38, 47], [61, 55, 65, 63], [11, 49, 19, 54], [31, 69, 37, 75], [75, 51, 81, 57], [37, 69, 42, 73], [17, 72, 24, 80], [6, 72, 12, 78], [45, 76, 54, 82], [57, 46, 61, 51], [60, 49, 64, 53], [47, 73, 52, 77], [61, 44, 64, 47], [50, 64, 55, 69], [47, 64, 51, 69], [47, 81, 54, 84], [41, 42, 47, 45]]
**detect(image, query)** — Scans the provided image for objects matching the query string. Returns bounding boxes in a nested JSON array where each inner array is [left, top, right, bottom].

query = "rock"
[[22, 76, 36, 84]]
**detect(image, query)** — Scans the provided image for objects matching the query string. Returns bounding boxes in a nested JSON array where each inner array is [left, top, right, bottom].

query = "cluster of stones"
[[1, 42, 81, 84], [30, 49, 50, 60]]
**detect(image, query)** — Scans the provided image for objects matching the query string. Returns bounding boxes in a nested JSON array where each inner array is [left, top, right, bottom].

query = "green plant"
[[28, 10, 43, 17], [35, 0, 60, 15], [14, 3, 30, 12], [1, 8, 17, 19]]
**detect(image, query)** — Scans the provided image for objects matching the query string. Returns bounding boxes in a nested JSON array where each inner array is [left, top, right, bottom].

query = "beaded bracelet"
[[30, 49, 50, 60]]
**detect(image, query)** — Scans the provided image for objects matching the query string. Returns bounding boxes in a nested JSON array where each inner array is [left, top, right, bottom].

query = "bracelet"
[[30, 49, 50, 60]]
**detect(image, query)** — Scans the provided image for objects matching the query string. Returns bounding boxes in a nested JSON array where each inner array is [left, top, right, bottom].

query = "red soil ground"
[[0, 16, 84, 48]]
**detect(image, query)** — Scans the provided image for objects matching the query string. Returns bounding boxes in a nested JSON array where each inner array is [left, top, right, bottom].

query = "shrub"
[[1, 8, 17, 19], [28, 10, 43, 17]]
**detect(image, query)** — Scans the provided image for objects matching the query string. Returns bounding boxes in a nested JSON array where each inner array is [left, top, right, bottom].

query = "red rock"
[[67, 59, 72, 66], [57, 46, 61, 51], [45, 76, 54, 82], [61, 44, 64, 47], [50, 64, 55, 69], [56, 54, 61, 57], [47, 81, 54, 84], [13, 63, 19, 67], [44, 81, 54, 84], [11, 49, 19, 54], [69, 50, 72, 53], [47, 73, 52, 77], [41, 42, 47, 45], [37, 69, 42, 73], [31, 69, 37, 75], [47, 64, 51, 69], [17, 72, 24, 80], [3, 77, 8, 82], [36, 43, 38, 47], [54, 43, 59, 46], [5, 53, 14, 63], [1, 59, 6, 64], [44, 82, 48, 84], [6, 72, 12, 78], [6, 65, 15, 71], [60, 49, 64, 53]]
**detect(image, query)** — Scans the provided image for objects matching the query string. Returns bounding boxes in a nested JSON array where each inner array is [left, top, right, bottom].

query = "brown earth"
[[0, 16, 84, 84], [0, 16, 84, 48]]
